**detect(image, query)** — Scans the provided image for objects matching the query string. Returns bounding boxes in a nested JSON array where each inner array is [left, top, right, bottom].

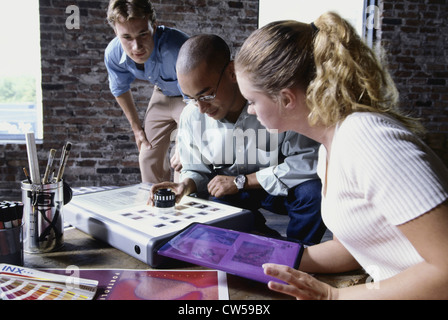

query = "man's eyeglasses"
[[183, 62, 229, 105]]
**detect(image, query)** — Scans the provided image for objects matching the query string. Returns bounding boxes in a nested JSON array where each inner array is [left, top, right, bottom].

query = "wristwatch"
[[234, 174, 246, 190]]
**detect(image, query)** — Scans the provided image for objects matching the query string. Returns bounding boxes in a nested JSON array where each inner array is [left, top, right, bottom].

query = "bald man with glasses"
[[149, 35, 326, 243]]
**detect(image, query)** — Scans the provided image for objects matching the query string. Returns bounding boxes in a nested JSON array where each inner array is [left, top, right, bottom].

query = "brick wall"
[[0, 0, 259, 199], [0, 0, 447, 200], [380, 0, 448, 164]]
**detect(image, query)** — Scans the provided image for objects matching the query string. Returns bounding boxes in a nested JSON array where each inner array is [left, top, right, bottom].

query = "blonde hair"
[[235, 12, 424, 134], [107, 0, 156, 28]]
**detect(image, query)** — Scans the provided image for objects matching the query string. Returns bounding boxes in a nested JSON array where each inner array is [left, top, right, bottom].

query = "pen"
[[50, 168, 55, 183], [25, 132, 41, 184], [43, 149, 56, 184], [23, 167, 32, 184], [56, 142, 72, 182]]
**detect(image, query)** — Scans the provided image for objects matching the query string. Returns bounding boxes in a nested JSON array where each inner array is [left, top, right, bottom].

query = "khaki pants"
[[139, 87, 185, 183]]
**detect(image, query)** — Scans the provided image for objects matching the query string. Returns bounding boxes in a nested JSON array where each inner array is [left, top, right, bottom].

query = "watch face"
[[235, 175, 246, 189]]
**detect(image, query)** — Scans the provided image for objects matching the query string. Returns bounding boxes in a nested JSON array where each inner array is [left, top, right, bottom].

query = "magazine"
[[50, 268, 228, 300], [0, 264, 228, 300]]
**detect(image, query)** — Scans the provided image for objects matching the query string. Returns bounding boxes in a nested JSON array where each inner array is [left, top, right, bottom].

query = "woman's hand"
[[263, 263, 338, 300]]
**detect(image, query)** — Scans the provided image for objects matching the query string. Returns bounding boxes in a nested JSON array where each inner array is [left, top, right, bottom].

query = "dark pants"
[[211, 179, 326, 244]]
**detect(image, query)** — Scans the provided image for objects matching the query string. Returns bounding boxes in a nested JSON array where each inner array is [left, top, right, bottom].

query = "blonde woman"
[[235, 12, 448, 299]]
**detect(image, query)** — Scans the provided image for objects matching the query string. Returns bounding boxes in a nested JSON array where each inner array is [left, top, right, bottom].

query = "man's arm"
[[257, 131, 320, 196]]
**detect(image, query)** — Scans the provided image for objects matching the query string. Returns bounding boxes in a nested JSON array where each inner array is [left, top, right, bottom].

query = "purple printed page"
[[158, 224, 303, 284]]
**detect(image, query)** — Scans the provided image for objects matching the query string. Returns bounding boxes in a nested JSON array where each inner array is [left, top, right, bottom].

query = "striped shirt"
[[318, 112, 448, 281]]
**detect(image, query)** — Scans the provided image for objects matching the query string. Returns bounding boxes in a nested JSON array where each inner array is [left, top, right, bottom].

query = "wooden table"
[[23, 227, 368, 300]]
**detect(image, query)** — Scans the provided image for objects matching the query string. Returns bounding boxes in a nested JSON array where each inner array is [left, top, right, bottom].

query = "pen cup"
[[0, 223, 24, 266], [21, 180, 65, 253]]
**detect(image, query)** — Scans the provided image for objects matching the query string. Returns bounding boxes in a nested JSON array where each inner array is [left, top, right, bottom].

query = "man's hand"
[[148, 179, 197, 205], [134, 128, 151, 151], [148, 182, 183, 205], [207, 175, 239, 198], [170, 148, 182, 172]]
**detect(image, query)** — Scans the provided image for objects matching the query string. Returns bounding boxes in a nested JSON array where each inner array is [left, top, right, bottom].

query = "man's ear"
[[146, 21, 157, 35]]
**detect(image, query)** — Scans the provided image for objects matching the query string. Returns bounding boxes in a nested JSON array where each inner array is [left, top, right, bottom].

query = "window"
[[259, 0, 368, 38], [0, 0, 42, 143]]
